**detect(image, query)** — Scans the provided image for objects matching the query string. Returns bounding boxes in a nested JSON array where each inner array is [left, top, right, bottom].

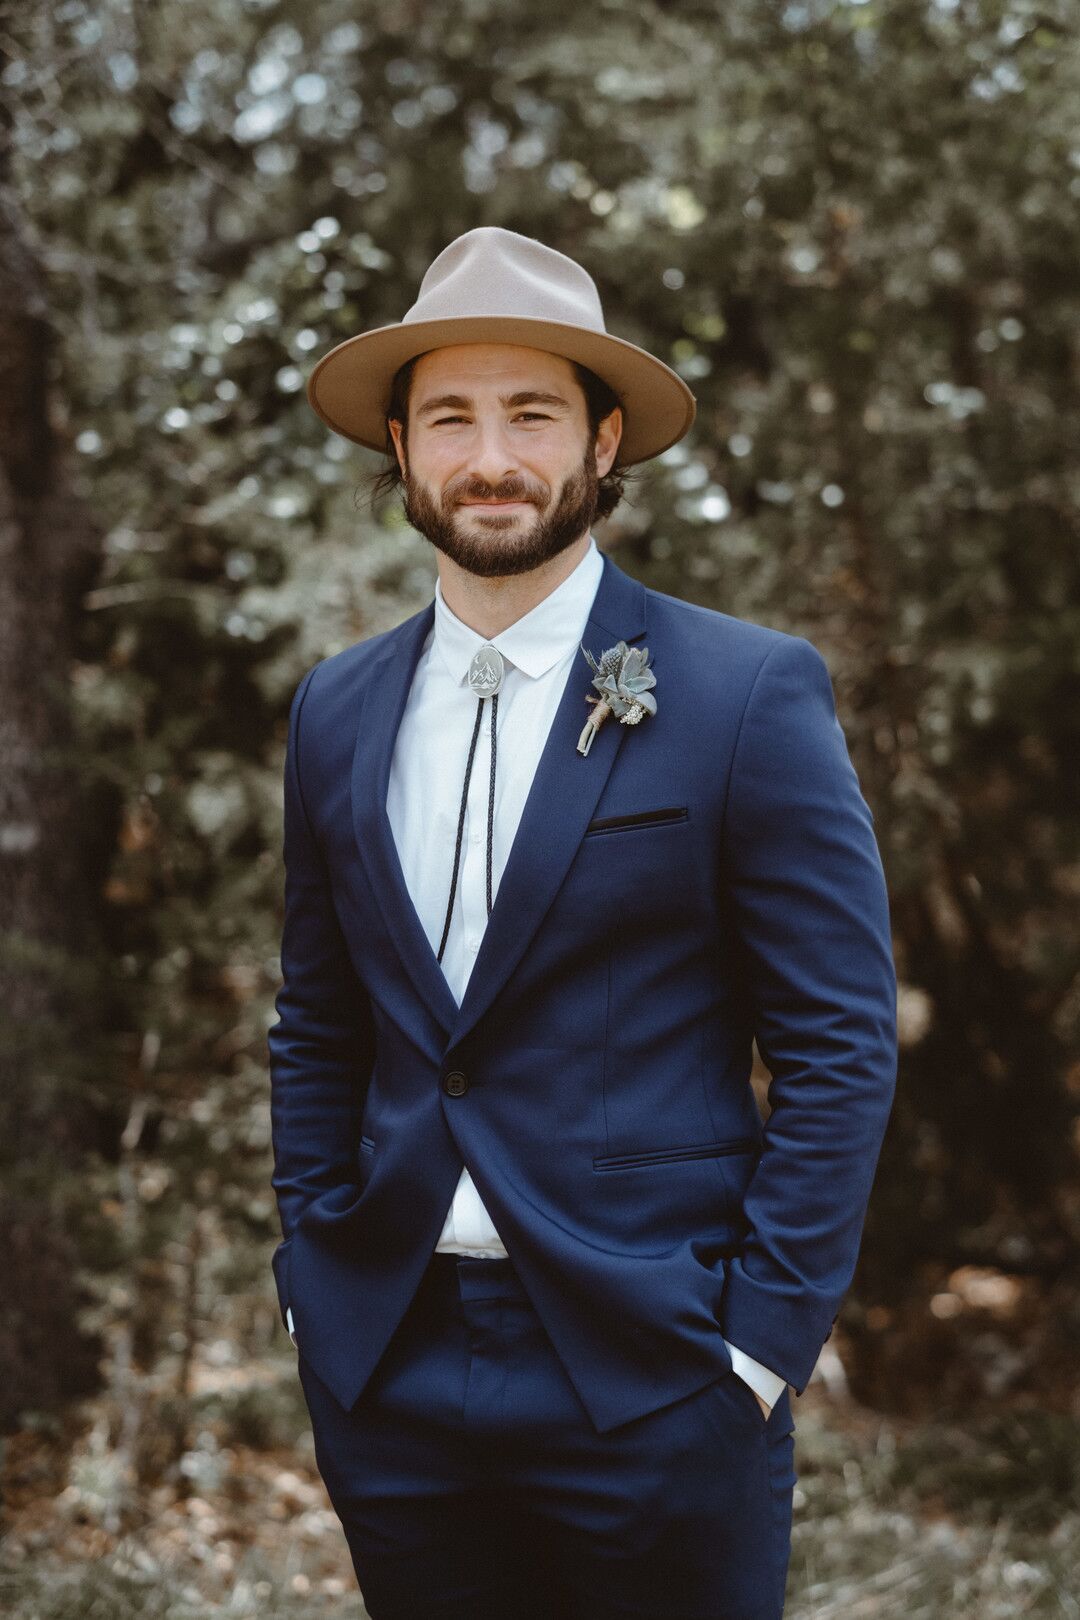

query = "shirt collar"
[[432, 534, 604, 685]]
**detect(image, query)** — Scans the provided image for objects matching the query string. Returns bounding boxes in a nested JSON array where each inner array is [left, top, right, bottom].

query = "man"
[[269, 226, 897, 1619]]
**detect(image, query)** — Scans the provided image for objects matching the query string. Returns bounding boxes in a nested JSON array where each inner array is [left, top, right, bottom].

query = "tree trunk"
[[0, 110, 110, 1428]]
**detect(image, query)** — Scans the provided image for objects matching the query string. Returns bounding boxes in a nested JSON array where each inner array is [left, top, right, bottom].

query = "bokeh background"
[[1, 1, 1077, 1614]]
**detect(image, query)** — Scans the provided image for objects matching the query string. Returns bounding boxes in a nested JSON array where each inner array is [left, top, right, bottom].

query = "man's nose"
[[465, 420, 521, 487]]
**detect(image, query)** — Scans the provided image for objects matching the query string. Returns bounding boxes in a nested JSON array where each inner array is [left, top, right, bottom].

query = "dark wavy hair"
[[363, 354, 633, 521]]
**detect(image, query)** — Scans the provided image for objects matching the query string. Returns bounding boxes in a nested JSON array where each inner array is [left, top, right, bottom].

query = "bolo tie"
[[436, 642, 505, 965]]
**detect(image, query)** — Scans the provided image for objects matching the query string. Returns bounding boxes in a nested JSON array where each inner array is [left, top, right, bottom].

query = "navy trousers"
[[296, 1253, 797, 1619]]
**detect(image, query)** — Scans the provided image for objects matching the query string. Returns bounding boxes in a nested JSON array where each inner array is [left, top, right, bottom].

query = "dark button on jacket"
[[442, 1070, 468, 1097]]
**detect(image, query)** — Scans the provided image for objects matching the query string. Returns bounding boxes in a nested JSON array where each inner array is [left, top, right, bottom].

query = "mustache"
[[447, 477, 548, 506]]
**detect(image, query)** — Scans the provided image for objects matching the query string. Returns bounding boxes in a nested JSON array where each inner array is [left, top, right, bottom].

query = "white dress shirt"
[[289, 533, 785, 1411]]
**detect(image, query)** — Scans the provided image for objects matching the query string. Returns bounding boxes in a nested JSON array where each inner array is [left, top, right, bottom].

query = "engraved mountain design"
[[468, 644, 505, 696]]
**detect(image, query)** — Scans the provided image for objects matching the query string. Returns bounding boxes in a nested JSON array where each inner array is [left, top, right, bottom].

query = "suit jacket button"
[[443, 1070, 468, 1097]]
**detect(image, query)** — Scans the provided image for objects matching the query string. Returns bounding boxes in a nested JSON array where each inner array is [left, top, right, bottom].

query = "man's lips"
[[460, 499, 533, 508]]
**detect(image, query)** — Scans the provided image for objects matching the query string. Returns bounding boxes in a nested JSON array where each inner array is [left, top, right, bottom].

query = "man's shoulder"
[[641, 579, 816, 672]]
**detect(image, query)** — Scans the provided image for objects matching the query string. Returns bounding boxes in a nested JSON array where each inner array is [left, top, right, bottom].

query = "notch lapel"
[[350, 551, 649, 1049], [350, 604, 462, 1036]]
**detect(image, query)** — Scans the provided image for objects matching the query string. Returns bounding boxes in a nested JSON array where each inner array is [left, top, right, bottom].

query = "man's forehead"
[[412, 343, 579, 394]]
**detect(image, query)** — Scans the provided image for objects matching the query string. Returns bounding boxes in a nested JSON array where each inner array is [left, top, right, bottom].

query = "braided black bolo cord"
[[486, 690, 498, 915], [436, 686, 501, 962], [436, 694, 485, 964]]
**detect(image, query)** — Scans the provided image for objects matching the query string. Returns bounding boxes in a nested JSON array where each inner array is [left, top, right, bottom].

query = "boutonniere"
[[576, 639, 657, 756]]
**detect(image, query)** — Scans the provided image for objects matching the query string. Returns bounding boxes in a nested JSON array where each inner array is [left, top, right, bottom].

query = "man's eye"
[[431, 412, 550, 425]]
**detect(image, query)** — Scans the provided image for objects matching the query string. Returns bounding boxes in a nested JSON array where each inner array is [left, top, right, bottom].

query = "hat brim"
[[305, 315, 696, 467]]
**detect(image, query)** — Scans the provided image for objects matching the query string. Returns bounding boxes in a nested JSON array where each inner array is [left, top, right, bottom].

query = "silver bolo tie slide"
[[436, 643, 505, 965]]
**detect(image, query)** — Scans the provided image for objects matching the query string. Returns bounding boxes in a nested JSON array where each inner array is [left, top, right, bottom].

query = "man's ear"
[[594, 406, 623, 479], [387, 418, 407, 477]]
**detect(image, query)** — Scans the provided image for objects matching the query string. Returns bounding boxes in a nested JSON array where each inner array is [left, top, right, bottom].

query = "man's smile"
[[459, 499, 535, 509]]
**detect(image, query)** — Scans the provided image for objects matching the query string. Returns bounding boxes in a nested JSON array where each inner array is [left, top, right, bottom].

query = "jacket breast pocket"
[[584, 805, 688, 836]]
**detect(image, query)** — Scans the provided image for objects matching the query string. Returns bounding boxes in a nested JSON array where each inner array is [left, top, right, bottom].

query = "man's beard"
[[400, 443, 600, 579]]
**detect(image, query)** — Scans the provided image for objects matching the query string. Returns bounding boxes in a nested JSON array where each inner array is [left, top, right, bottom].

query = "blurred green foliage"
[[2, 0, 1077, 1430]]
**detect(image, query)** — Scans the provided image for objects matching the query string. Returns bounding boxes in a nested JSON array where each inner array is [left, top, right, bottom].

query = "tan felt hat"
[[305, 226, 696, 467]]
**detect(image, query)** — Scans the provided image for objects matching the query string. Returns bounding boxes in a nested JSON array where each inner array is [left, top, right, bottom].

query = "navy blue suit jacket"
[[268, 548, 897, 1433]]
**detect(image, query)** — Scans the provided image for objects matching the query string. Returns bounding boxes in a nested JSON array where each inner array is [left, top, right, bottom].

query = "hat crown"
[[404, 227, 607, 333]]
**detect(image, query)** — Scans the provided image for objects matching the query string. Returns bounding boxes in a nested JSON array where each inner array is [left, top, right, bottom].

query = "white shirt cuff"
[[286, 1305, 297, 1346], [722, 1338, 787, 1410]]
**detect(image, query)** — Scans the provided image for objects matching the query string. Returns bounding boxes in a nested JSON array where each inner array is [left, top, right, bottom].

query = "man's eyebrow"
[[415, 390, 572, 419]]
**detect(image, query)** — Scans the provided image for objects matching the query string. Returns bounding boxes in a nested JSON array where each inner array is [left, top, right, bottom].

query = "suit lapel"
[[350, 549, 649, 1047], [350, 604, 462, 1035]]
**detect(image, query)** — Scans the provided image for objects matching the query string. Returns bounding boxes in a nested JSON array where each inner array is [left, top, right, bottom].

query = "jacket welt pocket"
[[584, 805, 688, 836], [593, 1136, 758, 1171], [360, 1135, 375, 1153]]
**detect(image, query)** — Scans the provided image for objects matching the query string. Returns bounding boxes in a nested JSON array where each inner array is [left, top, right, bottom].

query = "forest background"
[[1, 0, 1077, 1615]]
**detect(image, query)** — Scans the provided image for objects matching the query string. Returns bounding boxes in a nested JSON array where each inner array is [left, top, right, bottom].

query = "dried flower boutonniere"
[[576, 639, 657, 757]]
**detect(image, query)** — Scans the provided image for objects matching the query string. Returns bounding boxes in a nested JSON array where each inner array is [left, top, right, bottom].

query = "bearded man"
[[268, 226, 898, 1620]]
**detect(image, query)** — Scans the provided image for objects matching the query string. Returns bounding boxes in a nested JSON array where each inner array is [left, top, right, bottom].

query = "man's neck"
[[436, 532, 592, 639]]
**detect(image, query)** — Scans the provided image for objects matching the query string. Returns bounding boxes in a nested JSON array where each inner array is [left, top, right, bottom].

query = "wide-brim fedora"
[[305, 226, 696, 467]]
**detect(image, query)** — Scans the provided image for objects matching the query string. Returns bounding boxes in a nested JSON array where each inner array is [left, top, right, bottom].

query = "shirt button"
[[443, 1070, 468, 1097]]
